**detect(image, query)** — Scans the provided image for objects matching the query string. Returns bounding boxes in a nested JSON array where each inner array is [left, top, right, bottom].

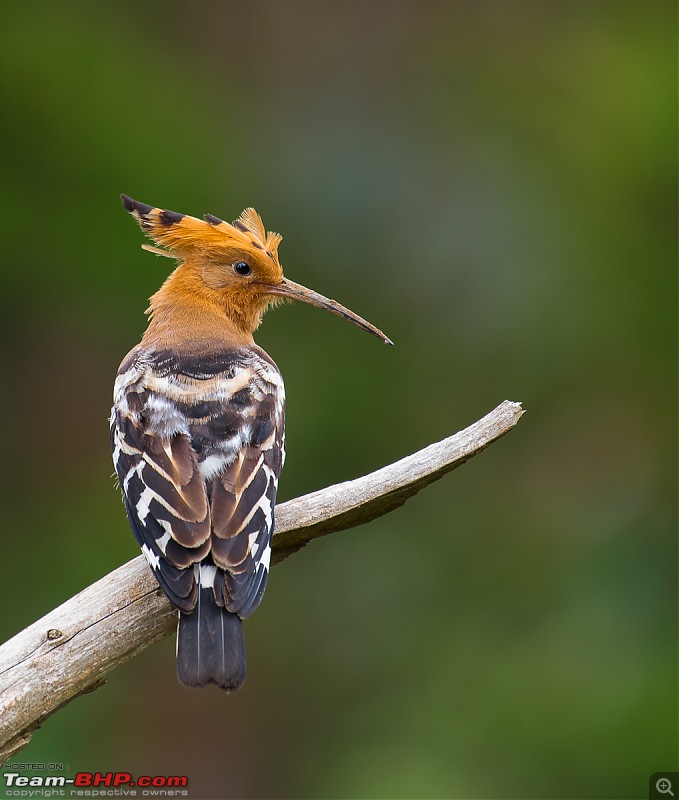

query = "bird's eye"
[[234, 261, 251, 276]]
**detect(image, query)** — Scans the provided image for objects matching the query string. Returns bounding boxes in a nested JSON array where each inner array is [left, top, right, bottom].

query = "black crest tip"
[[121, 194, 153, 217], [159, 209, 185, 226]]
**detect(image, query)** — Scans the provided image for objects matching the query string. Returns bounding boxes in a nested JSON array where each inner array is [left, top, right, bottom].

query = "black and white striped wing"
[[209, 384, 285, 619], [111, 361, 211, 611]]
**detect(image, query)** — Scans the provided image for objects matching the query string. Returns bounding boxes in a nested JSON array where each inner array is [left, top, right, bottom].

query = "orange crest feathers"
[[120, 195, 282, 260], [232, 207, 283, 255]]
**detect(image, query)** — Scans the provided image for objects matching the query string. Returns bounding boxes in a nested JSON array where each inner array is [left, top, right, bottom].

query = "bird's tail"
[[176, 587, 246, 691]]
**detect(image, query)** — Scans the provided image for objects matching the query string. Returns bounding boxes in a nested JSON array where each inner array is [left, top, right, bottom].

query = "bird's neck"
[[142, 265, 255, 351]]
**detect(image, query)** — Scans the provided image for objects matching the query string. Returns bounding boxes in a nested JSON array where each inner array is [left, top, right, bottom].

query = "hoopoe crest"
[[111, 195, 391, 691]]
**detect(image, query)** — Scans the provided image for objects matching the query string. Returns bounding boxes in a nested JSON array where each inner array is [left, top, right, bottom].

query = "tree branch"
[[0, 400, 523, 763]]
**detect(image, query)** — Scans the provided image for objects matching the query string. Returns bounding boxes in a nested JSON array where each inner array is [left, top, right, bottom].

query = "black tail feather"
[[176, 588, 246, 691]]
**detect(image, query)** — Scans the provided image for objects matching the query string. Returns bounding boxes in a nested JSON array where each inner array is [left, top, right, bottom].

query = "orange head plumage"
[[121, 194, 393, 346]]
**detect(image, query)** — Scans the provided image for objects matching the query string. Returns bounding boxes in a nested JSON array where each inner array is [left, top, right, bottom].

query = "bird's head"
[[121, 195, 392, 345]]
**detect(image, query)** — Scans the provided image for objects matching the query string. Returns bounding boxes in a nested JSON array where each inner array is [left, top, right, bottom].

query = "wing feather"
[[113, 347, 284, 621], [208, 363, 283, 617], [111, 390, 211, 609]]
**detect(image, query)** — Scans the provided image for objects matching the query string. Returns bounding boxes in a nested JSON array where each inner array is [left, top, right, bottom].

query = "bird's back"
[[111, 341, 285, 688]]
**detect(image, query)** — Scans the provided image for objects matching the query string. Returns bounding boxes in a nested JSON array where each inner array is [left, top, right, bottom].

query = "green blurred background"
[[0, 1, 675, 798]]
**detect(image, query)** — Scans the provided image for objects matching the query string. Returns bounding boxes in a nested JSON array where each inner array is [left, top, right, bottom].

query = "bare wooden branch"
[[0, 400, 523, 763]]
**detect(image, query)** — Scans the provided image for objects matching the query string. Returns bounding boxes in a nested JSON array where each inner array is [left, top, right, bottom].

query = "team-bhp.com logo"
[[3, 771, 188, 796]]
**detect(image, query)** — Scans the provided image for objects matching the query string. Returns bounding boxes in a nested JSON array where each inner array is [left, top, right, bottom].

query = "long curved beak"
[[267, 278, 394, 345]]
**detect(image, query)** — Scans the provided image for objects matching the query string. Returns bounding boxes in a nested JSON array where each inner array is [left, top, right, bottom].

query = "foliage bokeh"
[[0, 2, 675, 798]]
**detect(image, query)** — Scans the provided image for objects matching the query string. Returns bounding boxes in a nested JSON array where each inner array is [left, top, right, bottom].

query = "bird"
[[111, 195, 392, 691]]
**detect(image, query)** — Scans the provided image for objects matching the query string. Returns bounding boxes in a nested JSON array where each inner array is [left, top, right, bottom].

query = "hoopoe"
[[111, 195, 392, 691]]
